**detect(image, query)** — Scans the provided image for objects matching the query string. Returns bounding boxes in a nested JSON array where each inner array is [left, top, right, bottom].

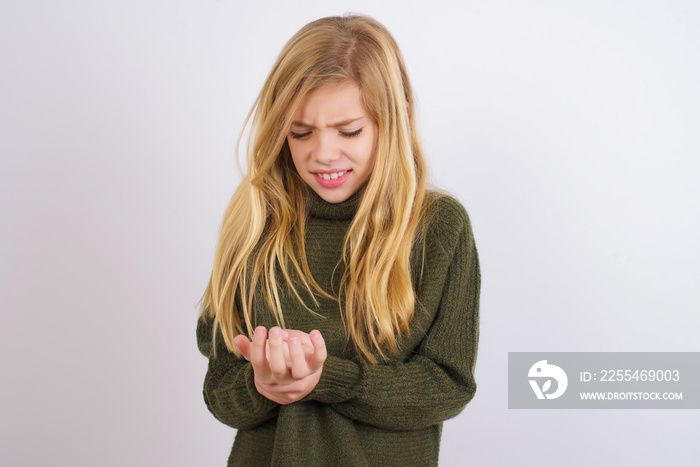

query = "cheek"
[[347, 138, 373, 160], [287, 140, 305, 166], [360, 139, 377, 167]]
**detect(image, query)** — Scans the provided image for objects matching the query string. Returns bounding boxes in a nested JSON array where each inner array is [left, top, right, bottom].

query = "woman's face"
[[287, 81, 378, 204]]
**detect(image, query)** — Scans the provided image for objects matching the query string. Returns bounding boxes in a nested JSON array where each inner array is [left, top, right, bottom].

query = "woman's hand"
[[233, 326, 327, 405]]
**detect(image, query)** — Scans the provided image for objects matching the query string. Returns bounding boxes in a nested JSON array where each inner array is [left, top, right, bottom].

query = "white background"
[[1, 1, 698, 466]]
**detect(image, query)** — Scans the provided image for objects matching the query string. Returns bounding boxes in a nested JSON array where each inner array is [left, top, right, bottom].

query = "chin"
[[314, 188, 353, 204]]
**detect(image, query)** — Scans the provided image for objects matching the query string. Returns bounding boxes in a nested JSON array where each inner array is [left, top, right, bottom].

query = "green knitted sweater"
[[197, 190, 480, 466]]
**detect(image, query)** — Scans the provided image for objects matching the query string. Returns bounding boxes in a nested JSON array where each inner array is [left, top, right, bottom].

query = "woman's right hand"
[[234, 326, 327, 405]]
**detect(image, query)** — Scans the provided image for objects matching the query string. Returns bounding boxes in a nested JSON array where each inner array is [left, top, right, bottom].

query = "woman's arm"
[[197, 317, 280, 430], [307, 199, 480, 430]]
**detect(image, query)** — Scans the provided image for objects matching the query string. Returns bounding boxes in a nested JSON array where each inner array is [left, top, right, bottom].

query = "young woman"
[[197, 15, 480, 466]]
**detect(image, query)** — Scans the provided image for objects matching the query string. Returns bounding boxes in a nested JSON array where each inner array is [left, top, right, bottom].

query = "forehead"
[[292, 82, 369, 123]]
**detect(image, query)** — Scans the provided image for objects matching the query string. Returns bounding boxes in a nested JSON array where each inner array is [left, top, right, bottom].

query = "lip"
[[312, 169, 351, 188], [312, 168, 351, 174]]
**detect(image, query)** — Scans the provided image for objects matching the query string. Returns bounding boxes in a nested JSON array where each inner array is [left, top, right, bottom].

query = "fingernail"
[[255, 326, 266, 336], [282, 329, 289, 338], [289, 337, 300, 346], [269, 327, 280, 337]]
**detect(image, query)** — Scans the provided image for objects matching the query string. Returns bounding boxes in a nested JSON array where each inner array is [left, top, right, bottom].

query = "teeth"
[[319, 171, 346, 180]]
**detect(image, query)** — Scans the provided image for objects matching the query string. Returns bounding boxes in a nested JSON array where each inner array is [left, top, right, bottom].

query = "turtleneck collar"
[[308, 187, 364, 220]]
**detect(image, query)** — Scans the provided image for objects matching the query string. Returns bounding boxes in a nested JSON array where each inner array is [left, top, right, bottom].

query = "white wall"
[[1, 1, 698, 465]]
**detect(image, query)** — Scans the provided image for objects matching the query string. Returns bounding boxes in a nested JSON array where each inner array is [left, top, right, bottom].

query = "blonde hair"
[[201, 15, 428, 363]]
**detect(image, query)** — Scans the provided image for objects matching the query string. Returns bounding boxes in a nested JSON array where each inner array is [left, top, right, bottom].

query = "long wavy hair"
[[201, 15, 428, 363]]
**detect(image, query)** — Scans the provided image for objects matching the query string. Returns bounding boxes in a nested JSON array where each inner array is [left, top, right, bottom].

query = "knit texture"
[[197, 190, 480, 466]]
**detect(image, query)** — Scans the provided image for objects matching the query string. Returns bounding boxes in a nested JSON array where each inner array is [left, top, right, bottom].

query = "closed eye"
[[289, 131, 312, 140], [340, 128, 363, 138]]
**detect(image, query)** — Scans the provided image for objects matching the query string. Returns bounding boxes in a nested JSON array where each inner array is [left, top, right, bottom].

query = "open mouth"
[[313, 170, 351, 187], [316, 170, 347, 180]]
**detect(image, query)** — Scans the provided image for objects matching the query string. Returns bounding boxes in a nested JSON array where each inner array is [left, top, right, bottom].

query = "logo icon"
[[528, 360, 568, 400]]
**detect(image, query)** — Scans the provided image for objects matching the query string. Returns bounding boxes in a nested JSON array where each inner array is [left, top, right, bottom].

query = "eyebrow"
[[290, 117, 365, 128]]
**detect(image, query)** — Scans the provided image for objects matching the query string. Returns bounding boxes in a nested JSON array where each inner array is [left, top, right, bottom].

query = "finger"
[[307, 330, 327, 372], [279, 329, 292, 363], [233, 334, 252, 360], [267, 326, 287, 379], [283, 329, 306, 341], [250, 326, 270, 378], [285, 329, 314, 357], [288, 337, 309, 379], [282, 340, 292, 367]]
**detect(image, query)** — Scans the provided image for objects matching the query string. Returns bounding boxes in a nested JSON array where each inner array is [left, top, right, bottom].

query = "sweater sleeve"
[[196, 317, 280, 430], [306, 198, 480, 430]]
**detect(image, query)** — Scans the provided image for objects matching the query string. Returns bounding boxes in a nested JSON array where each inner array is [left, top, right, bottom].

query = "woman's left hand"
[[233, 326, 327, 405]]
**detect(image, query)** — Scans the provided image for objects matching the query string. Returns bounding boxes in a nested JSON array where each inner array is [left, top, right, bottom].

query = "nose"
[[312, 132, 340, 165]]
